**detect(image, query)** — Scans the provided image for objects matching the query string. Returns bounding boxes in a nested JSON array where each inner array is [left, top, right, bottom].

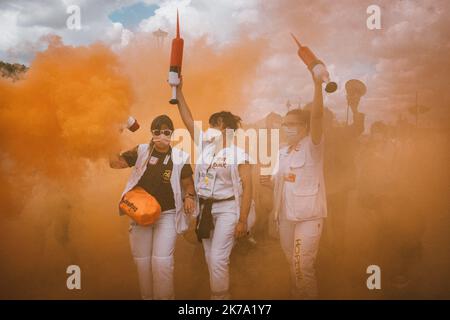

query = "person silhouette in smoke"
[[320, 80, 366, 271], [357, 121, 425, 295]]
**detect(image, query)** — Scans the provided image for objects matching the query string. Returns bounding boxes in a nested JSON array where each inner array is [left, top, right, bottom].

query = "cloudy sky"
[[1, 0, 448, 126]]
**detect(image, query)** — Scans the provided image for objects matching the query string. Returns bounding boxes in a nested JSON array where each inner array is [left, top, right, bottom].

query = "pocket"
[[292, 170, 319, 196], [286, 169, 320, 221], [173, 192, 189, 234], [290, 150, 317, 190], [286, 192, 318, 221]]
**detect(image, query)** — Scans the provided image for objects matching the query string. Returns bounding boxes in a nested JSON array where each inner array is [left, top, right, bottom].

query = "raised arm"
[[348, 100, 365, 137], [176, 84, 195, 139], [310, 77, 324, 145]]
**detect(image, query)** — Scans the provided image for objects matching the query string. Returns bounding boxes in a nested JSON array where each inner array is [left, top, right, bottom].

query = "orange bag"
[[119, 186, 161, 226]]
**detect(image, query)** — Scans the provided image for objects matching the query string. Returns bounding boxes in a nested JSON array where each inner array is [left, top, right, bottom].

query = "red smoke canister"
[[290, 33, 337, 93], [168, 10, 184, 104], [127, 116, 140, 132]]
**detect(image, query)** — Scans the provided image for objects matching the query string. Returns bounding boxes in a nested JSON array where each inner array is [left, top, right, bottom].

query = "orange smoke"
[[0, 31, 268, 298], [0, 36, 132, 180], [0, 30, 266, 219]]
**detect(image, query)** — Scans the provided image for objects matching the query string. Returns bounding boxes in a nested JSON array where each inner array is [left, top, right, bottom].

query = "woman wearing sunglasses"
[[174, 81, 253, 300], [109, 115, 196, 299]]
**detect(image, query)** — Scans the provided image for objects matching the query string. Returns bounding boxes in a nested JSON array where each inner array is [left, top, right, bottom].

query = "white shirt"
[[277, 136, 327, 222], [197, 129, 249, 214]]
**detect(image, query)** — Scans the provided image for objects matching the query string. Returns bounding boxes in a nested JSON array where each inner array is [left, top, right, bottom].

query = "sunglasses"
[[152, 129, 173, 136]]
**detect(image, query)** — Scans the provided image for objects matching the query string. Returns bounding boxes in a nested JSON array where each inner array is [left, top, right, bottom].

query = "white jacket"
[[119, 143, 193, 234], [272, 136, 327, 222]]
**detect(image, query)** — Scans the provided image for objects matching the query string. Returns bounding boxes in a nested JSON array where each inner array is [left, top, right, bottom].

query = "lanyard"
[[144, 144, 156, 167], [145, 143, 171, 168]]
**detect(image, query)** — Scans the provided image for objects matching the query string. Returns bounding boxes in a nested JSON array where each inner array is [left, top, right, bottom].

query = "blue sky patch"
[[109, 2, 158, 29]]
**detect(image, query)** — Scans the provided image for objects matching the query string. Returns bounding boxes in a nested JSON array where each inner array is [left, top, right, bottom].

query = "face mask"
[[152, 133, 171, 146], [224, 128, 235, 140], [283, 126, 298, 139]]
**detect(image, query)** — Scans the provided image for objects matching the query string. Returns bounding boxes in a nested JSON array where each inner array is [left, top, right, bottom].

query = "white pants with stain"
[[128, 211, 177, 300], [279, 217, 323, 299], [202, 211, 237, 300]]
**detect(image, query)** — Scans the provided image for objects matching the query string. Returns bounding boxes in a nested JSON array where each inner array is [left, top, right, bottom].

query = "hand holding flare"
[[118, 116, 139, 133], [290, 33, 337, 93], [168, 10, 184, 104]]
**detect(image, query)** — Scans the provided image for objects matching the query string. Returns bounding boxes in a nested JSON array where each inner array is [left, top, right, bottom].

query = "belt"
[[199, 196, 235, 205], [196, 196, 235, 241]]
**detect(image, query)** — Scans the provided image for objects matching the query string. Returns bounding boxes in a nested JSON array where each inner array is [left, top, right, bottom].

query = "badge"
[[149, 156, 158, 165], [284, 172, 296, 183], [162, 169, 172, 182], [163, 154, 170, 165], [198, 171, 217, 198]]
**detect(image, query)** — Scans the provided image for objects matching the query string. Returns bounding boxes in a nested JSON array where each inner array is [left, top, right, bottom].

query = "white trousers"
[[202, 211, 237, 300], [128, 212, 177, 300], [279, 217, 323, 299]]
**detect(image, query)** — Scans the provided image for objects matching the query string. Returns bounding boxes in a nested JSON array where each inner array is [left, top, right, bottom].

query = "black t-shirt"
[[121, 145, 193, 212]]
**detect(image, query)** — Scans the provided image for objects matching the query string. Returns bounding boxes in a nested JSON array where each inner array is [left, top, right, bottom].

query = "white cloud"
[[138, 0, 261, 47], [1, 0, 448, 127], [108, 22, 135, 51], [0, 0, 137, 64]]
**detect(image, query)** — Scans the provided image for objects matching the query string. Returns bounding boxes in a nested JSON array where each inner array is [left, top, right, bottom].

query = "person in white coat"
[[110, 115, 196, 300], [175, 80, 253, 300], [272, 73, 327, 299]]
